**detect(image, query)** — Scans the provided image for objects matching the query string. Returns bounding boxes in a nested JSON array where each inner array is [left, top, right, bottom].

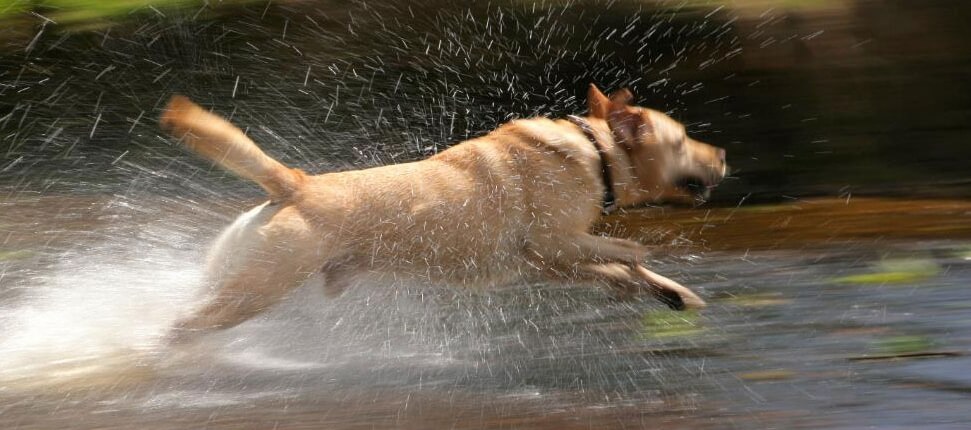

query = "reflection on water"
[[2, 0, 971, 428]]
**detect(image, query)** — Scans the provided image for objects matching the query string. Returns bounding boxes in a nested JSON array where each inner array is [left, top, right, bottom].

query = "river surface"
[[3, 0, 971, 428], [2, 195, 970, 429]]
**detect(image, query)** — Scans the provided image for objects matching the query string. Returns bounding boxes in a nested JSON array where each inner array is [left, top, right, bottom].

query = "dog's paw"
[[632, 265, 706, 311], [655, 287, 706, 311]]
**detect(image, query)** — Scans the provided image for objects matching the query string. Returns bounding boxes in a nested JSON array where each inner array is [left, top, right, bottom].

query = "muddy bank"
[[6, 194, 971, 255], [603, 197, 971, 251]]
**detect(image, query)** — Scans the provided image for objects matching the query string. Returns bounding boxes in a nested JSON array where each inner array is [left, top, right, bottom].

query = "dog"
[[159, 84, 727, 340]]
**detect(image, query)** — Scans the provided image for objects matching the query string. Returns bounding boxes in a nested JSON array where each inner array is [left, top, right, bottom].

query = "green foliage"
[[0, 0, 255, 26], [39, 0, 191, 24], [0, 0, 30, 20], [680, 0, 845, 9]]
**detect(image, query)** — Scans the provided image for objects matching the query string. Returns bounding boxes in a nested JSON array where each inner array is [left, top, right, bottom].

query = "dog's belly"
[[366, 225, 531, 288], [339, 190, 532, 287]]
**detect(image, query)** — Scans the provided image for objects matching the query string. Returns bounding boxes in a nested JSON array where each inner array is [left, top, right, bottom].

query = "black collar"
[[567, 115, 616, 214]]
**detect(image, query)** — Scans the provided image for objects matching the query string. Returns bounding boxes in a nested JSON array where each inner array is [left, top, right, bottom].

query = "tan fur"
[[161, 96, 306, 201], [160, 85, 727, 340]]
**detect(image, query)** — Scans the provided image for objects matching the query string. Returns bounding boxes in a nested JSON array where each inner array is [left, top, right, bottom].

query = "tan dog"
[[160, 84, 727, 340]]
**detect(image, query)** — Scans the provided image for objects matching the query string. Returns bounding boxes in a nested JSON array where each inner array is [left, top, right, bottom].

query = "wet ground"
[[2, 195, 970, 429]]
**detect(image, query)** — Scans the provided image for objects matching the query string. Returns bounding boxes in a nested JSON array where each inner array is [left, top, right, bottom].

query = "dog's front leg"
[[563, 262, 705, 310], [631, 264, 706, 309], [527, 233, 705, 310], [528, 232, 649, 265]]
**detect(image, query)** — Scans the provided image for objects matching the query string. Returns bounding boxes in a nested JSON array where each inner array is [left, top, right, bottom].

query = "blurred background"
[[2, 1, 971, 429], [3, 0, 971, 203]]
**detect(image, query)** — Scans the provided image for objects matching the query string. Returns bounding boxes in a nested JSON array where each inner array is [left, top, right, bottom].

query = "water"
[[2, 196, 970, 428], [3, 0, 971, 428]]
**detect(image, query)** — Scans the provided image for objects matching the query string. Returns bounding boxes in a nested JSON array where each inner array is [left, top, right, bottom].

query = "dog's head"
[[588, 84, 727, 206]]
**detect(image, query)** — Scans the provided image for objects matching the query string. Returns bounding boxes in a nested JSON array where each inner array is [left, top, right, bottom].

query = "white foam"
[[0, 239, 204, 390]]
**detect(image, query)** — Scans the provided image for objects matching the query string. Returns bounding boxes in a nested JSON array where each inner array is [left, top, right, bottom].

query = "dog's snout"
[[716, 147, 726, 163]]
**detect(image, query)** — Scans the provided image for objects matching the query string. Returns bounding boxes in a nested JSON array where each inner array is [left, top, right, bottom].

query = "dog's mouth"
[[674, 175, 720, 200]]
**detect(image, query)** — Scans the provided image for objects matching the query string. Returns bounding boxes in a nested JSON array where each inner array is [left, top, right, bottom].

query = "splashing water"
[[0, 227, 204, 390]]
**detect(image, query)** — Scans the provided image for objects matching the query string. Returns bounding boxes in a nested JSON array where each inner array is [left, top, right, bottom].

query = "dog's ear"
[[605, 88, 651, 151], [608, 107, 641, 151], [587, 84, 610, 119], [608, 88, 634, 106]]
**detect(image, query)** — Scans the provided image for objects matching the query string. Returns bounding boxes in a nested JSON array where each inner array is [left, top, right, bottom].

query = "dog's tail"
[[160, 95, 304, 201]]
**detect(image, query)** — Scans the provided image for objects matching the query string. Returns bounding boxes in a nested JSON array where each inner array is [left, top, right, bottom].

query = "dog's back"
[[280, 118, 606, 285]]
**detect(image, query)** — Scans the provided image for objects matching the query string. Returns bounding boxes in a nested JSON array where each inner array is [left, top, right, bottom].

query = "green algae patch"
[[639, 309, 704, 339], [949, 245, 971, 260], [875, 335, 935, 356], [718, 292, 791, 308], [832, 258, 940, 285], [0, 249, 33, 261], [848, 335, 961, 362]]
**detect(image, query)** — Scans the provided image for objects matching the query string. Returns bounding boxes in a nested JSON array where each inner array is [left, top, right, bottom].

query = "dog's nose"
[[716, 148, 726, 164]]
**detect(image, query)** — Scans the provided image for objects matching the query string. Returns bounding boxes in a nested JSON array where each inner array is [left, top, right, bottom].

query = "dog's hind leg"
[[168, 205, 321, 343], [172, 257, 316, 339]]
